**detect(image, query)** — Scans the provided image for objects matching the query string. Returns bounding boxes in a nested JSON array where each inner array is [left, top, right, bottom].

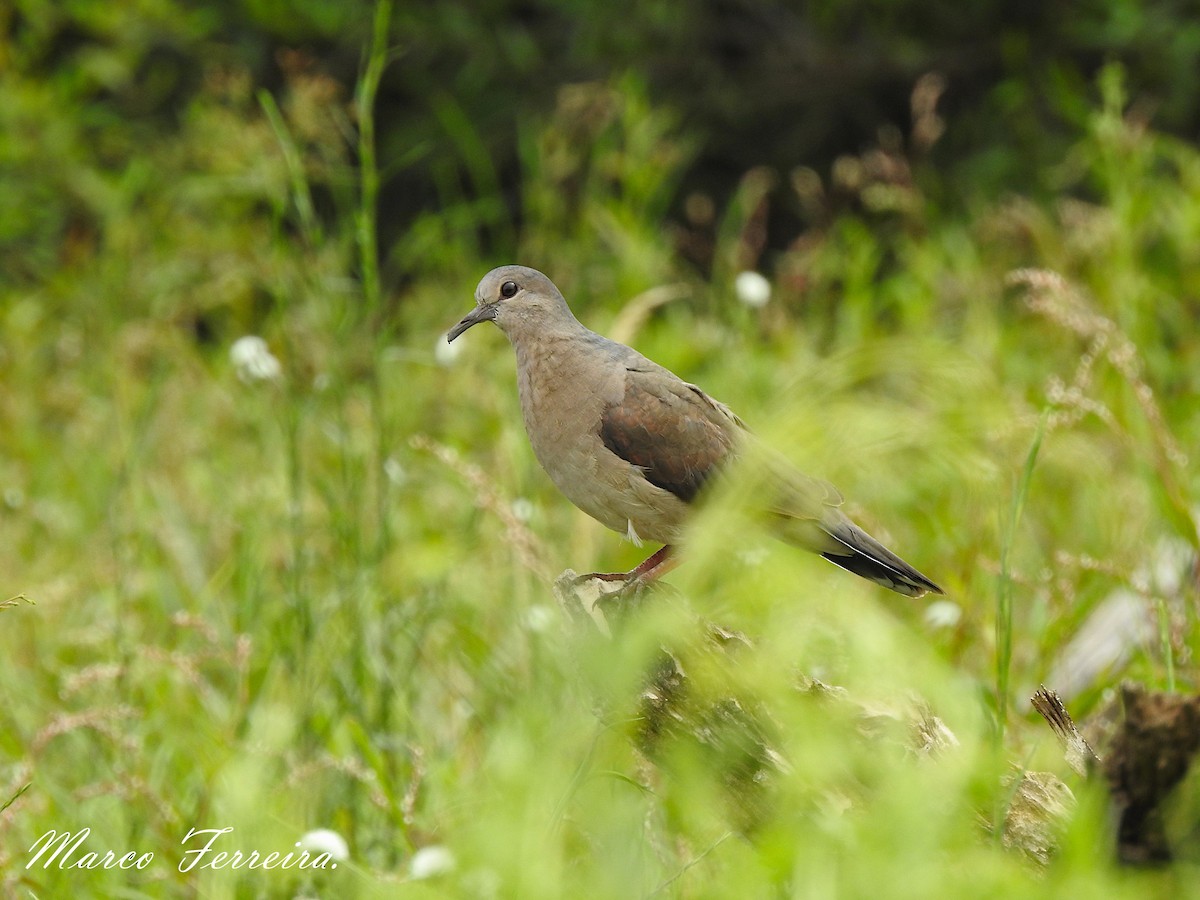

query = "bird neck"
[[502, 309, 590, 352]]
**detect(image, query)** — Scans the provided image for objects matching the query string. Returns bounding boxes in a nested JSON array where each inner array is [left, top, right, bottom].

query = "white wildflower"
[[737, 546, 770, 567], [523, 604, 555, 633], [510, 498, 534, 522], [923, 599, 962, 629], [1148, 536, 1193, 596], [410, 845, 455, 879], [435, 332, 464, 366], [230, 336, 282, 383], [734, 271, 771, 308], [384, 456, 407, 486], [298, 828, 349, 862]]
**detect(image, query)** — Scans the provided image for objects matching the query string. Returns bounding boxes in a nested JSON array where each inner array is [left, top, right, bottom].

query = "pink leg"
[[577, 545, 676, 584], [629, 545, 678, 580]]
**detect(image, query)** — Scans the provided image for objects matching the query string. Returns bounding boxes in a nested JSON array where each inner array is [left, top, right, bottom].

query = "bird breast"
[[512, 335, 688, 544]]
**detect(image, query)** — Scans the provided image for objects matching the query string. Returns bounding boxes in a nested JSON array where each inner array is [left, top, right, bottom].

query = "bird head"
[[447, 265, 573, 342]]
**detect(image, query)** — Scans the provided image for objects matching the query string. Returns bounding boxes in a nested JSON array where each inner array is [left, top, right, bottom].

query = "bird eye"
[[500, 281, 519, 299]]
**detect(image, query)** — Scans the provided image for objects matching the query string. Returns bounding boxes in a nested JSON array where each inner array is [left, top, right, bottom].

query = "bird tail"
[[819, 519, 943, 598]]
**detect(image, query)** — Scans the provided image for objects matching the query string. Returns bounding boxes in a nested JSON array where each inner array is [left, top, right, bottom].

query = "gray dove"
[[448, 265, 942, 597]]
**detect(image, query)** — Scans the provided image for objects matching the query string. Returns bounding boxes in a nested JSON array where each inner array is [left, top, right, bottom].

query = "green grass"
[[2, 18, 1200, 899], [995, 409, 1047, 743]]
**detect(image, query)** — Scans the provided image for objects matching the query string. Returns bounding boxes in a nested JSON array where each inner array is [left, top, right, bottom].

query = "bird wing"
[[598, 359, 943, 597], [762, 450, 845, 524], [599, 365, 740, 503], [766, 454, 941, 595], [755, 448, 940, 595]]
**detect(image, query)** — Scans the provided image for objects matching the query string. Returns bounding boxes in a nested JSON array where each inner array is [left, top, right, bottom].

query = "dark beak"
[[447, 304, 497, 342]]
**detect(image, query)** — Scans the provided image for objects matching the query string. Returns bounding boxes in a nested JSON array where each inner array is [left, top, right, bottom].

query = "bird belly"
[[516, 339, 689, 545], [540, 440, 687, 545]]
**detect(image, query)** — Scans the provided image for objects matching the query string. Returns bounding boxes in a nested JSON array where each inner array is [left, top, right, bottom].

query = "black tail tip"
[[821, 551, 943, 598]]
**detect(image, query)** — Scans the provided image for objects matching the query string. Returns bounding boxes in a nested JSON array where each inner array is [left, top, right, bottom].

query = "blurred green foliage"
[[9, 0, 1200, 289], [3, 0, 1200, 896]]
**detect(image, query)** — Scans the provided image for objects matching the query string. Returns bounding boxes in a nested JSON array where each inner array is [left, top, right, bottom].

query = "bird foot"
[[563, 547, 678, 628], [553, 569, 652, 636], [562, 570, 662, 627], [593, 573, 653, 618], [571, 544, 677, 589]]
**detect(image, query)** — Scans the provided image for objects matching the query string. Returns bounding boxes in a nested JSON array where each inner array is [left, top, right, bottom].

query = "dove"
[[448, 265, 942, 597]]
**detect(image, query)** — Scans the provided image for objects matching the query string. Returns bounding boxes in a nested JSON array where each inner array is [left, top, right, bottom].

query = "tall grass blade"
[[996, 410, 1047, 740]]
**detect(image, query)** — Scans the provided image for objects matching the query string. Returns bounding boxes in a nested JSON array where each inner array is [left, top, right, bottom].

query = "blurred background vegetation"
[[3, 0, 1200, 896]]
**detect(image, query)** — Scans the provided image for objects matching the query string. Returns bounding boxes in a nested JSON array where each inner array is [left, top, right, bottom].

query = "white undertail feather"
[[625, 519, 643, 546]]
